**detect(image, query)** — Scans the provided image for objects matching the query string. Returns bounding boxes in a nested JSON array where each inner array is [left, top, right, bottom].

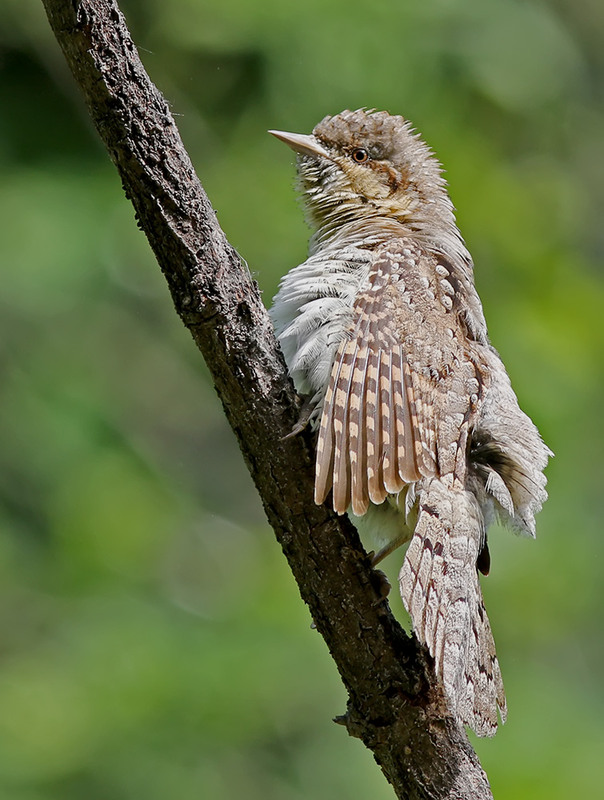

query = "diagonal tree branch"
[[40, 1, 494, 797]]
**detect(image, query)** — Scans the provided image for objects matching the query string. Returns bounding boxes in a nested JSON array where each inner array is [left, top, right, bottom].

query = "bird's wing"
[[315, 239, 482, 515]]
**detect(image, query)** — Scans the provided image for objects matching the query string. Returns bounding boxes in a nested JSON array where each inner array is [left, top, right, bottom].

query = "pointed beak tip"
[[268, 129, 330, 160], [268, 129, 301, 147]]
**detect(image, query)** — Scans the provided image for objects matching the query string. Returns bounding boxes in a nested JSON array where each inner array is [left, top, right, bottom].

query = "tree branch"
[[40, 1, 493, 797]]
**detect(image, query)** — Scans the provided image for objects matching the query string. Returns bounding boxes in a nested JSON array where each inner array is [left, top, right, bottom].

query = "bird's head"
[[270, 109, 455, 241]]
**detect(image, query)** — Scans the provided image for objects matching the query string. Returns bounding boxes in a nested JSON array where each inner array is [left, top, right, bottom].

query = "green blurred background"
[[0, 0, 603, 797]]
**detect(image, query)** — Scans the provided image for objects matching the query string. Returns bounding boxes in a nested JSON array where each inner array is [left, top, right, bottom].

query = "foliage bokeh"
[[1, 0, 603, 797]]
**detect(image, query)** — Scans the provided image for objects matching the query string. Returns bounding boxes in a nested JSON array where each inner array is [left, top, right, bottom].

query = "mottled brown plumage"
[[270, 110, 551, 736]]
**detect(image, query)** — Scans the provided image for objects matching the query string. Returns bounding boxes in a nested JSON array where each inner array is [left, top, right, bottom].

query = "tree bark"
[[40, 1, 494, 797]]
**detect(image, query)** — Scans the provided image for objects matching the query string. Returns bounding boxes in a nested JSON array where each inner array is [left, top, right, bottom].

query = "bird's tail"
[[399, 477, 506, 737]]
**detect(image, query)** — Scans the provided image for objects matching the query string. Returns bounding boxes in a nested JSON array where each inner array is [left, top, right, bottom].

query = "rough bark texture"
[[40, 1, 494, 797]]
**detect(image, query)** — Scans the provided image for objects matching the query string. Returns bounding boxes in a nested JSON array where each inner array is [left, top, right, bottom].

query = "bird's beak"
[[268, 130, 332, 160]]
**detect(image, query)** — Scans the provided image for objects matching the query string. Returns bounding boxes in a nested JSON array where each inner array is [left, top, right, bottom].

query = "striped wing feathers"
[[315, 242, 444, 515]]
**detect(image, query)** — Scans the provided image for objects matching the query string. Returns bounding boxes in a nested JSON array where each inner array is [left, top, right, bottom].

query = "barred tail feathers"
[[399, 478, 506, 737]]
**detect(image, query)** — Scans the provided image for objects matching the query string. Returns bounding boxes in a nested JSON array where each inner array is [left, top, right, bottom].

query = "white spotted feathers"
[[315, 239, 457, 516]]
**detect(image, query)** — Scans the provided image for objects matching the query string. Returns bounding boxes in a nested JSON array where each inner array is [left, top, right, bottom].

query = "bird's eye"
[[351, 148, 370, 163]]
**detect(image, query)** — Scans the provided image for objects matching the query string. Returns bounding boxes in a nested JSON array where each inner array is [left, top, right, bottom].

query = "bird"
[[268, 109, 551, 737]]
